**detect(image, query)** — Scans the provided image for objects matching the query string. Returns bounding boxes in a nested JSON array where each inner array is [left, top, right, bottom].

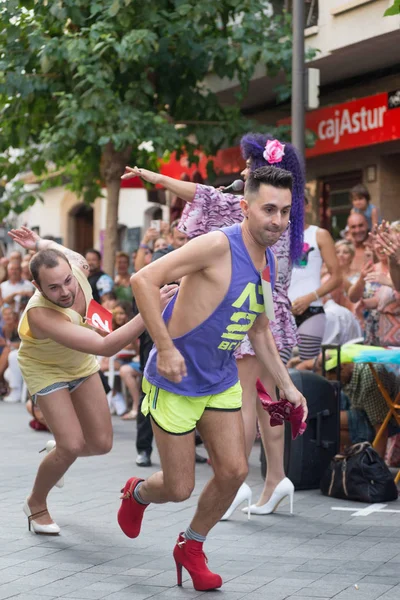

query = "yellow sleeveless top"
[[18, 265, 99, 395]]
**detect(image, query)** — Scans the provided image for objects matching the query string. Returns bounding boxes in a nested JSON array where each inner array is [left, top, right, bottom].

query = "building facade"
[[207, 0, 400, 235], [10, 0, 399, 257]]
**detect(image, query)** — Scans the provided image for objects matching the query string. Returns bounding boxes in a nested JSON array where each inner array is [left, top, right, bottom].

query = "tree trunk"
[[100, 142, 132, 276]]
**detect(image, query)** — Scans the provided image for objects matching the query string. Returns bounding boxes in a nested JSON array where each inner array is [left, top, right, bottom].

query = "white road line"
[[331, 503, 400, 516]]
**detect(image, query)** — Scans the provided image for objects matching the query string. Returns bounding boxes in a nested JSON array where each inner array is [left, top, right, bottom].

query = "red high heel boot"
[[173, 533, 222, 591], [117, 477, 148, 538]]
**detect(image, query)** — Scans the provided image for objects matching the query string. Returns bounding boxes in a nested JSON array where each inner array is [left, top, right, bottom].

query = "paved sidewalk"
[[1, 402, 400, 600]]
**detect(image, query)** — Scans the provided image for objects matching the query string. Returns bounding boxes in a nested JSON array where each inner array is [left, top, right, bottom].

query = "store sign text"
[[280, 92, 400, 157], [317, 106, 387, 146]]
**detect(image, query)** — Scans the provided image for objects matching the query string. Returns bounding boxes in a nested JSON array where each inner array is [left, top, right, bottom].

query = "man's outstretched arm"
[[122, 166, 197, 203], [28, 285, 177, 357], [9, 226, 89, 275]]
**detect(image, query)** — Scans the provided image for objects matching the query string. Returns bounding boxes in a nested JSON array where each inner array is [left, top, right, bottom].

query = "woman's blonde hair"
[[390, 221, 400, 233], [335, 239, 355, 259]]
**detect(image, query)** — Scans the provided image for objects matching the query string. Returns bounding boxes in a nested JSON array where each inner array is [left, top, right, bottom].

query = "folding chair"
[[368, 363, 400, 484]]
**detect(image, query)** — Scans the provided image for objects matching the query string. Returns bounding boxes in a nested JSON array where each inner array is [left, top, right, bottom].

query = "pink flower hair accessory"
[[263, 139, 285, 164]]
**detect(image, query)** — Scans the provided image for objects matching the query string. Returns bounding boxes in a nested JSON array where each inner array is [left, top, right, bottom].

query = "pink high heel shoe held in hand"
[[256, 379, 307, 439]]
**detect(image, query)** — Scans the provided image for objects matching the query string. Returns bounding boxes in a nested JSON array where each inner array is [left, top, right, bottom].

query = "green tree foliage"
[[1, 0, 296, 272], [384, 0, 400, 16]]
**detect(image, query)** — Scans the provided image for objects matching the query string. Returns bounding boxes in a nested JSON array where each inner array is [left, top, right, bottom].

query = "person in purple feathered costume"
[[122, 132, 305, 518], [240, 133, 305, 264]]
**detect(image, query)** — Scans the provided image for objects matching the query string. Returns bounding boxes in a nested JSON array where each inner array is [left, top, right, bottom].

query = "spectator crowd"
[[1, 181, 399, 470]]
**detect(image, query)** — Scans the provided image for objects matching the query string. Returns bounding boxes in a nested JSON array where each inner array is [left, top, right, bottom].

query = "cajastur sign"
[[282, 92, 400, 158]]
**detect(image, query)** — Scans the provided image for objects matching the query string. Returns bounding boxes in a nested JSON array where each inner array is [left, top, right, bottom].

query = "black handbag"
[[321, 442, 398, 503]]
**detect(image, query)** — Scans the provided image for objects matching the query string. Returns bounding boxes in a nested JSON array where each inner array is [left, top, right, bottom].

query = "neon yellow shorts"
[[141, 378, 242, 435]]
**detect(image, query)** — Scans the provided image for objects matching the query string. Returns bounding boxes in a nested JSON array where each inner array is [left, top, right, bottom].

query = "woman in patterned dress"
[[122, 133, 305, 516]]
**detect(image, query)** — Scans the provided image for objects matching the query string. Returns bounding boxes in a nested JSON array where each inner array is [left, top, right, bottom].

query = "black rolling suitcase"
[[261, 351, 341, 490]]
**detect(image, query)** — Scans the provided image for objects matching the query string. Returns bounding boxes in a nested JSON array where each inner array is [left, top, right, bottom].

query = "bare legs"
[[191, 410, 248, 535], [27, 374, 112, 525], [138, 411, 248, 536], [119, 365, 141, 417], [256, 368, 286, 505], [237, 355, 286, 506]]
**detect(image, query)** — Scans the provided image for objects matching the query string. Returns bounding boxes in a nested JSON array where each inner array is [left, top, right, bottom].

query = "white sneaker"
[[3, 389, 22, 403], [111, 392, 127, 416]]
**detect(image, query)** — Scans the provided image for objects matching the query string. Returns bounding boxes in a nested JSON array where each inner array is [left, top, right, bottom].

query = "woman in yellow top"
[[9, 226, 176, 536]]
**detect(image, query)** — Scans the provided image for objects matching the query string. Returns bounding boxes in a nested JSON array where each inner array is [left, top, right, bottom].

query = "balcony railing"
[[305, 0, 319, 28], [273, 0, 319, 28]]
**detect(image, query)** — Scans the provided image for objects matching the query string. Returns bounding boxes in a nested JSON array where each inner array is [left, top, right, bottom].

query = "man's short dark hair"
[[85, 248, 102, 260], [245, 165, 293, 200], [30, 249, 71, 286], [351, 184, 370, 202]]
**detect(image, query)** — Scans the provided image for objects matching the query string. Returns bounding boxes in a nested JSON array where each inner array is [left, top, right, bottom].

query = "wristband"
[[35, 240, 41, 251], [140, 243, 149, 249], [314, 291, 320, 301]]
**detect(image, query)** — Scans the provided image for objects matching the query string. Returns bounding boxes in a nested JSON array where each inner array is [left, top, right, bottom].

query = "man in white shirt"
[[322, 299, 363, 346], [0, 262, 34, 313]]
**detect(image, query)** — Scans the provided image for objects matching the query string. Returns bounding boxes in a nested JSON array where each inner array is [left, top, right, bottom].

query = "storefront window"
[[319, 170, 362, 240]]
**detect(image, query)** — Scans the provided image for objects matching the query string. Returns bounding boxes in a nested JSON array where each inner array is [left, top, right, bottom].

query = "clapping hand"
[[370, 221, 400, 265], [360, 260, 374, 280], [364, 271, 393, 287]]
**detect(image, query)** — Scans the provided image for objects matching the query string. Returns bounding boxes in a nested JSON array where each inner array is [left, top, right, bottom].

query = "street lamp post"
[[291, 0, 305, 165]]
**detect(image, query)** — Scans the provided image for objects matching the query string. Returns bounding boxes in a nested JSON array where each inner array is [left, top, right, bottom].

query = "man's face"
[[9, 251, 22, 263], [347, 214, 368, 245], [85, 252, 101, 275], [2, 308, 16, 327], [241, 184, 292, 247], [36, 261, 77, 308], [171, 228, 188, 249], [7, 263, 22, 282], [115, 256, 129, 273], [154, 238, 168, 252]]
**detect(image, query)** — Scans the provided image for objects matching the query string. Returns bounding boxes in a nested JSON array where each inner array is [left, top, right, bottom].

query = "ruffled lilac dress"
[[178, 184, 298, 357]]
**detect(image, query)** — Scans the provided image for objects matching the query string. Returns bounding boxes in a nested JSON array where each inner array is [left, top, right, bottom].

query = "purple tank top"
[[144, 224, 276, 396]]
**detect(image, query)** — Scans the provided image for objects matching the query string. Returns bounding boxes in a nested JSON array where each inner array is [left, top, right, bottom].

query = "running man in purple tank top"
[[122, 134, 305, 520], [117, 167, 307, 592]]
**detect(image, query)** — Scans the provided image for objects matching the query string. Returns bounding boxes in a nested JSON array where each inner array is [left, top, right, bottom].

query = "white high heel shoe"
[[220, 483, 252, 521], [242, 477, 294, 516], [23, 500, 60, 535], [39, 440, 64, 488]]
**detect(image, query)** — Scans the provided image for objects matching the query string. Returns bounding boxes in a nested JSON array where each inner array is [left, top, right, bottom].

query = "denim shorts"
[[32, 376, 89, 404]]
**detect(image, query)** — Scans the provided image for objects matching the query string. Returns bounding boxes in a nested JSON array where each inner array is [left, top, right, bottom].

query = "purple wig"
[[240, 133, 305, 263]]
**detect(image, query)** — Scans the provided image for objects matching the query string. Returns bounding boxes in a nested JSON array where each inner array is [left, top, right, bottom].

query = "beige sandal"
[[121, 409, 138, 420]]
